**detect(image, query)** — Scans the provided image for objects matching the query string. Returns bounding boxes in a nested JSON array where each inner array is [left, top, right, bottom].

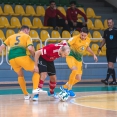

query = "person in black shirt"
[[97, 18, 117, 85]]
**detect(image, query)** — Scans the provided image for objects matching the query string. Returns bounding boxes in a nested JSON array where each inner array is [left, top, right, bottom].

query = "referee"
[[97, 18, 117, 85]]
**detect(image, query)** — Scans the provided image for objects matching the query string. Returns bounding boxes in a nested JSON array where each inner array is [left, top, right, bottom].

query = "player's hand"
[[34, 65, 39, 73], [97, 49, 101, 56], [65, 20, 68, 24], [93, 54, 98, 62]]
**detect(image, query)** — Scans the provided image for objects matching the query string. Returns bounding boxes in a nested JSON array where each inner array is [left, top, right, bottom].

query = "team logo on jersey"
[[80, 46, 85, 51], [110, 35, 114, 40], [78, 46, 85, 53]]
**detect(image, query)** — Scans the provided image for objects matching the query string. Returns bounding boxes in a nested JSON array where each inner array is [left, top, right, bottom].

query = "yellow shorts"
[[9, 56, 34, 73], [66, 56, 82, 75]]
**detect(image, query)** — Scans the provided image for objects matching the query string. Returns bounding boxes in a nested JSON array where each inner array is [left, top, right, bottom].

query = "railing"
[[32, 38, 43, 48], [0, 39, 3, 65], [1, 37, 108, 68], [45, 38, 108, 68]]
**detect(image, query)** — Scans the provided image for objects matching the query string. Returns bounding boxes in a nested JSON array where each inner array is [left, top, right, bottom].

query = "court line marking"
[[0, 85, 117, 90], [71, 93, 117, 112]]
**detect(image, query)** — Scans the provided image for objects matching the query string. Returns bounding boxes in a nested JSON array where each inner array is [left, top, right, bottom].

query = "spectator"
[[97, 18, 117, 85], [67, 1, 87, 32], [44, 0, 69, 31]]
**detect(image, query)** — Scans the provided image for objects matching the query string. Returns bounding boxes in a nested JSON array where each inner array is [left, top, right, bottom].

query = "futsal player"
[[60, 27, 98, 97], [0, 25, 40, 100], [32, 41, 70, 101]]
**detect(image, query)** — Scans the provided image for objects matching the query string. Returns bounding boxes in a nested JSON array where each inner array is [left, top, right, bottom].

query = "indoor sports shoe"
[[60, 86, 70, 95], [68, 90, 76, 97], [24, 94, 31, 100], [48, 92, 59, 99], [101, 80, 109, 85], [32, 88, 47, 94], [60, 86, 68, 92], [33, 94, 39, 101], [109, 81, 117, 85], [60, 86, 70, 96]]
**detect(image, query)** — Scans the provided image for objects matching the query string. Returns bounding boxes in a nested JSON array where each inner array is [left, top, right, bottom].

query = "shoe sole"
[[33, 98, 39, 101], [48, 95, 59, 99], [32, 91, 47, 94], [70, 95, 76, 98], [24, 96, 31, 100]]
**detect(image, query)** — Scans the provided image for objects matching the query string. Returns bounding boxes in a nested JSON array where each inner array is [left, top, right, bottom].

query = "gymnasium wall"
[[105, 0, 117, 8]]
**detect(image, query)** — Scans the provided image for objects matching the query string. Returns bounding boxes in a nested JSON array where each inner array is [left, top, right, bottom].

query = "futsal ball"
[[58, 91, 69, 102]]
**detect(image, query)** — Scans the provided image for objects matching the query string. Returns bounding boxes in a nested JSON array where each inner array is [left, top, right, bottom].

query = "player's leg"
[[60, 56, 78, 97], [16, 56, 40, 93], [33, 57, 48, 95], [72, 61, 82, 86], [9, 58, 30, 100], [33, 72, 48, 101], [32, 72, 40, 91], [47, 61, 58, 98], [17, 69, 31, 99], [63, 56, 77, 89]]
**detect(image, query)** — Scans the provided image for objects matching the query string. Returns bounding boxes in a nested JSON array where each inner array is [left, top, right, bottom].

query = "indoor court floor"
[[0, 85, 117, 117]]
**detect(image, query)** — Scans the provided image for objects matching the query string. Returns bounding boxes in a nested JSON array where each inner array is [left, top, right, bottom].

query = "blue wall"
[[0, 56, 117, 82]]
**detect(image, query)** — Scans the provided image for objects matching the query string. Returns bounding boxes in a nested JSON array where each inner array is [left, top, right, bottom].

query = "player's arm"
[[27, 36, 35, 57], [0, 44, 6, 53], [28, 45, 35, 57], [0, 37, 10, 53], [86, 46, 98, 62], [34, 50, 42, 72]]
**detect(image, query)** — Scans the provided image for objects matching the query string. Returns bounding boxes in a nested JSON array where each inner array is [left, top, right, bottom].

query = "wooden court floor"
[[0, 86, 117, 117]]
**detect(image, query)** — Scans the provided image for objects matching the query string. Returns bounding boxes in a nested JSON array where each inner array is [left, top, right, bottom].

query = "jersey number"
[[15, 36, 20, 45]]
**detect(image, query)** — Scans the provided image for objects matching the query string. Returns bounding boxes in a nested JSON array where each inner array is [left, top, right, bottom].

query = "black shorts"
[[106, 48, 117, 63], [68, 21, 87, 29], [38, 56, 56, 76]]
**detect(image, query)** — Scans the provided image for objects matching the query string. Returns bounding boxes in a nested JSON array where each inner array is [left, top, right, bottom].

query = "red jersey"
[[40, 43, 66, 61], [67, 8, 87, 22], [44, 7, 67, 26]]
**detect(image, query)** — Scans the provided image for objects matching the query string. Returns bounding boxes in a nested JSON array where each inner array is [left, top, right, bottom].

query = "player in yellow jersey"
[[60, 27, 98, 97], [0, 25, 40, 100]]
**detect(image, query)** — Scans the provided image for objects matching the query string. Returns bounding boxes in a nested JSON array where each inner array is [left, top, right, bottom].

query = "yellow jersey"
[[4, 31, 33, 60], [68, 34, 90, 61]]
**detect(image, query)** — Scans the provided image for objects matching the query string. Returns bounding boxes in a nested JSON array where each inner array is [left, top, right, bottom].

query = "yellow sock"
[[18, 77, 28, 95], [72, 79, 79, 86], [63, 70, 78, 90], [32, 72, 40, 90]]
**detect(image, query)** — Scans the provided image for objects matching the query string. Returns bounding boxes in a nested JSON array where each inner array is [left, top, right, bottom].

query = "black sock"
[[111, 69, 116, 82], [105, 68, 113, 81]]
